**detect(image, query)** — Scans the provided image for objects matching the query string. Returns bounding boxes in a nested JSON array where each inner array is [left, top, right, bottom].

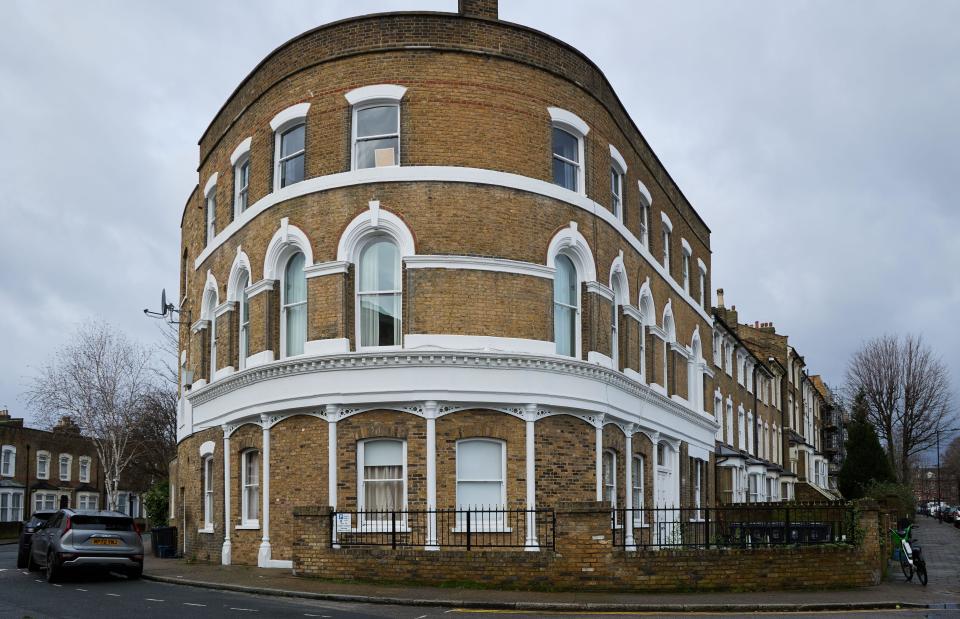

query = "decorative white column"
[[257, 415, 272, 567], [325, 405, 339, 509], [650, 431, 659, 509], [325, 405, 339, 548], [424, 401, 438, 550], [623, 428, 635, 550], [595, 420, 604, 502], [221, 427, 232, 565], [524, 404, 538, 551]]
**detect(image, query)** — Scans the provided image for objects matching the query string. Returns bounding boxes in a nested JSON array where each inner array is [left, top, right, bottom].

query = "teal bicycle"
[[890, 523, 928, 585]]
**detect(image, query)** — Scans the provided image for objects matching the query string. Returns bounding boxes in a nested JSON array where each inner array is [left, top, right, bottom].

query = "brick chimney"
[[459, 0, 498, 19], [716, 288, 725, 308], [53, 415, 81, 435], [0, 408, 24, 427]]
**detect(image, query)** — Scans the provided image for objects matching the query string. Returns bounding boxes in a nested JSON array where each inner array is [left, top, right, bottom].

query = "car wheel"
[[45, 552, 59, 584], [16, 548, 28, 569]]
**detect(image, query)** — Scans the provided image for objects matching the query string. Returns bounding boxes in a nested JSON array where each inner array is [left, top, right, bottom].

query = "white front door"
[[656, 470, 670, 507]]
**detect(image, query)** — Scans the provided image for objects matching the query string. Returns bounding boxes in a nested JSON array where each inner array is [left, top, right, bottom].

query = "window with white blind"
[[553, 254, 579, 357], [0, 445, 14, 477], [359, 440, 405, 520], [631, 455, 644, 526], [281, 252, 307, 358], [456, 439, 505, 509], [357, 239, 401, 348], [241, 450, 260, 526], [238, 270, 250, 369], [202, 456, 214, 530], [352, 103, 400, 169]]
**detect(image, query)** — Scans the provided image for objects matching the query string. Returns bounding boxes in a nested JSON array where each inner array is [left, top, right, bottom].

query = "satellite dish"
[[160, 289, 168, 316]]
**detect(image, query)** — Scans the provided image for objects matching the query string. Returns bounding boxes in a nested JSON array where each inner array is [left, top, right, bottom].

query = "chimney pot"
[[716, 288, 725, 308]]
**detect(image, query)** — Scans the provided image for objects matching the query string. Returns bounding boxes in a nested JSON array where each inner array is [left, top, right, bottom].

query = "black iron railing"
[[330, 507, 555, 550], [611, 503, 855, 549]]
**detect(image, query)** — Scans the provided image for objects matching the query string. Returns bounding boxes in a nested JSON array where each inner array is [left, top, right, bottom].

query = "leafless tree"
[[23, 319, 154, 510], [845, 334, 954, 483]]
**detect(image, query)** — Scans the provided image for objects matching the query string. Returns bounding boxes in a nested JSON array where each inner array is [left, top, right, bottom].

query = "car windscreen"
[[28, 513, 54, 526], [71, 516, 135, 531]]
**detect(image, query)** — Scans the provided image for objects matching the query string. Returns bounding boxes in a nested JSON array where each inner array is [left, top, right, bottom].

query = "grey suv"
[[28, 509, 144, 583]]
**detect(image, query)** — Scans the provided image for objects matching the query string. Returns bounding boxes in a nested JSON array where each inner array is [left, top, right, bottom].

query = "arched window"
[[609, 266, 627, 371], [553, 254, 578, 357], [281, 252, 307, 358], [202, 285, 218, 380], [358, 239, 401, 348], [638, 288, 655, 384], [237, 270, 250, 369]]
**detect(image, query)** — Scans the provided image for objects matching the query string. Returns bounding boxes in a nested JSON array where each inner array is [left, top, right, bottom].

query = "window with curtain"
[[602, 450, 616, 507], [552, 127, 580, 191], [282, 252, 307, 357], [360, 440, 404, 515], [277, 123, 305, 188], [358, 239, 401, 348], [553, 254, 577, 357], [238, 271, 250, 368], [242, 450, 260, 524], [234, 157, 250, 215], [631, 455, 644, 525], [456, 440, 504, 509], [203, 456, 213, 529], [353, 104, 399, 169]]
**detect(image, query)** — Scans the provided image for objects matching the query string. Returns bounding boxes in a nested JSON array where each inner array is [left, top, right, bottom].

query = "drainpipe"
[[24, 444, 31, 521]]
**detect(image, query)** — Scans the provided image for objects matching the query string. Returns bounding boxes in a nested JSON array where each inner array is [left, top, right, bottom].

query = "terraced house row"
[[170, 0, 837, 568]]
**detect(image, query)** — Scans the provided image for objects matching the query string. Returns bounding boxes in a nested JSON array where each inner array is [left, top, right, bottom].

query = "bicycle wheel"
[[916, 559, 928, 586], [900, 549, 913, 581]]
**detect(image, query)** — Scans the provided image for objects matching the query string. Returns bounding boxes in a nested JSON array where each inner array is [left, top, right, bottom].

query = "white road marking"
[[416, 615, 427, 619], [106, 593, 121, 597], [76, 588, 88, 592], [183, 603, 206, 607], [146, 598, 164, 602], [0, 568, 8, 571], [52, 584, 62, 587], [229, 608, 258, 612], [21, 571, 28, 575], [34, 579, 43, 583]]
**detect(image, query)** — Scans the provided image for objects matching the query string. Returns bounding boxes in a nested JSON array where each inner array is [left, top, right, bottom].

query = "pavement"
[[140, 515, 960, 614]]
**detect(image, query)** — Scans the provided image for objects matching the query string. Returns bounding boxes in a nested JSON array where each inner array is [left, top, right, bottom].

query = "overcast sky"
[[1, 1, 958, 444]]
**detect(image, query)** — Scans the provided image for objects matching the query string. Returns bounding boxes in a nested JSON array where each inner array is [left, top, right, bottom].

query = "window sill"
[[632, 523, 650, 529], [346, 526, 412, 534], [198, 527, 215, 534], [235, 522, 260, 530]]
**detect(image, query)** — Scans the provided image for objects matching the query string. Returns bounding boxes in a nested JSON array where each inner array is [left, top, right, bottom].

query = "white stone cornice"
[[245, 279, 276, 298], [214, 301, 237, 318], [269, 102, 310, 131], [585, 281, 614, 300], [622, 304, 643, 322], [303, 261, 350, 278], [404, 255, 555, 280]]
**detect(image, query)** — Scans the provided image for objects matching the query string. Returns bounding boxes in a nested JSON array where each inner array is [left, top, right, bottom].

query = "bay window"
[[0, 491, 22, 522]]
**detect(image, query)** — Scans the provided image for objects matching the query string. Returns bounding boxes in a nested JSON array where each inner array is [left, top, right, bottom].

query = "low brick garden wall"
[[292, 501, 882, 592]]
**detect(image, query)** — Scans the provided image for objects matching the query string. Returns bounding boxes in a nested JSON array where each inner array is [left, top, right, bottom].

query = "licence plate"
[[91, 539, 119, 545]]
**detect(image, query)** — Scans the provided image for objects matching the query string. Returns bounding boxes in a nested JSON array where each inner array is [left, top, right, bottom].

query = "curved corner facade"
[[174, 6, 722, 567]]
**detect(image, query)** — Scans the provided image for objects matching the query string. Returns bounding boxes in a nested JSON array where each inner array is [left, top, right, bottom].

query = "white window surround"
[[78, 456, 92, 483], [344, 84, 407, 106], [199, 440, 216, 458], [545, 221, 597, 282], [36, 451, 50, 480], [351, 102, 401, 171], [59, 454, 73, 481], [191, 166, 714, 324], [226, 248, 253, 301], [0, 445, 14, 477], [355, 235, 403, 351], [0, 489, 23, 522], [609, 144, 628, 173], [336, 201, 416, 263], [637, 180, 652, 207], [680, 238, 692, 255], [660, 211, 673, 232], [203, 172, 218, 200], [263, 218, 314, 281], [230, 137, 252, 166], [549, 107, 588, 196], [269, 102, 310, 132]]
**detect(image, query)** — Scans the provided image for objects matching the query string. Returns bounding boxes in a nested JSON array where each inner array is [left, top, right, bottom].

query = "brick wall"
[[292, 501, 882, 592]]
